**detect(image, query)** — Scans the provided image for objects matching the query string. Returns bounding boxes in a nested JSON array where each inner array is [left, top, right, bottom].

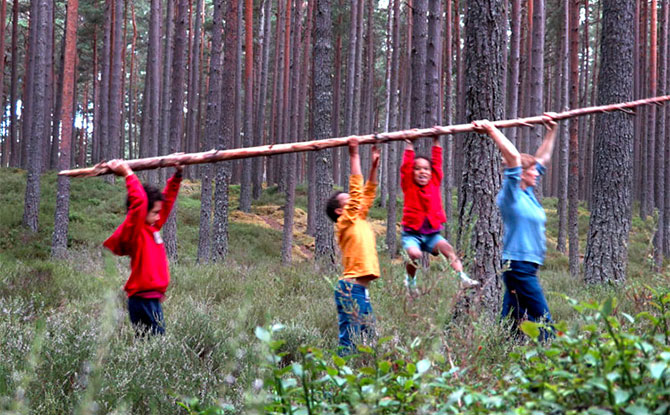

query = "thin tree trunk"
[[568, 0, 580, 277], [109, 0, 124, 161], [443, 0, 454, 242], [212, 0, 238, 262], [163, 0, 189, 260], [185, 0, 203, 179], [654, 0, 667, 267], [506, 0, 521, 145], [386, 0, 401, 256], [557, 0, 569, 253], [0, 0, 7, 166], [52, 0, 78, 258], [198, 0, 225, 263], [22, 0, 50, 232], [410, 0, 427, 153], [239, 0, 253, 212], [8, 0, 19, 167], [529, 0, 545, 156], [159, 0, 175, 183], [50, 22, 66, 170], [253, 0, 272, 199]]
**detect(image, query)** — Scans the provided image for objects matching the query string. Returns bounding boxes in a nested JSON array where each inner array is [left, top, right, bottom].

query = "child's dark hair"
[[414, 154, 432, 166], [126, 184, 165, 213], [326, 191, 344, 222]]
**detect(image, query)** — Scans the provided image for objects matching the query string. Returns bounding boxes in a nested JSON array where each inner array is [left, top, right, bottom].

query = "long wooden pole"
[[60, 94, 670, 177]]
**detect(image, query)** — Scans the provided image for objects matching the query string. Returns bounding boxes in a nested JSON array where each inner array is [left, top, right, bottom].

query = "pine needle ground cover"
[[1, 169, 669, 414]]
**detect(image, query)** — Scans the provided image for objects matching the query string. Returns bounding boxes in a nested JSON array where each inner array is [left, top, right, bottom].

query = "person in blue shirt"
[[473, 115, 558, 341]]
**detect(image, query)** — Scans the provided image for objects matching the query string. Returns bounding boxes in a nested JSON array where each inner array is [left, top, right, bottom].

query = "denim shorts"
[[401, 230, 445, 255]]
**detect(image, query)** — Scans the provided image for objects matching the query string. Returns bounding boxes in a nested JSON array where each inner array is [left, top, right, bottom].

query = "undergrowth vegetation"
[[0, 169, 669, 414]]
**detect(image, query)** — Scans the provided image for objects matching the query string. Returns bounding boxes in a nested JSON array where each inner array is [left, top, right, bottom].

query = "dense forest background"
[[0, 0, 669, 302]]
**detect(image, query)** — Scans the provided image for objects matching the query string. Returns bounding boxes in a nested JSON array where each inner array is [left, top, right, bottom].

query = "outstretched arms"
[[472, 120, 521, 168], [534, 114, 559, 167]]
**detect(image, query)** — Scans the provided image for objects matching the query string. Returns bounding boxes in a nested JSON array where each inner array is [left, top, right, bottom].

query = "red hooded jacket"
[[103, 174, 181, 298], [400, 145, 447, 231]]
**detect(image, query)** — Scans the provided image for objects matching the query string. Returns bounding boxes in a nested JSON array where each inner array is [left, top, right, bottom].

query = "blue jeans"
[[128, 296, 165, 336], [501, 260, 553, 341], [334, 280, 374, 355]]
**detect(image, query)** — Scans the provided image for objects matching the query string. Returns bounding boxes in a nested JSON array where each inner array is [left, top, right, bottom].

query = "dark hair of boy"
[[126, 184, 165, 213], [326, 191, 345, 222]]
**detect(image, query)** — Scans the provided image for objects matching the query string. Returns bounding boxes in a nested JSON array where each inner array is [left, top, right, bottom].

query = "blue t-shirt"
[[496, 163, 547, 265]]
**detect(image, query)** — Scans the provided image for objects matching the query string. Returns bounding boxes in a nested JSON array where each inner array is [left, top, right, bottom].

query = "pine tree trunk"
[[9, 0, 19, 167], [212, 0, 238, 262], [253, 0, 272, 199], [159, 0, 175, 183], [665, 2, 670, 258], [22, 0, 50, 232], [506, 0, 521, 145], [198, 0, 224, 263], [239, 0, 254, 212], [140, 0, 161, 185], [233, 3, 243, 185], [98, 0, 112, 163], [653, 0, 667, 267], [52, 0, 78, 258], [556, 0, 569, 254], [443, 0, 454, 242], [583, 0, 634, 285], [341, 0, 359, 188], [410, 0, 427, 153], [185, 0, 203, 180], [568, 0, 580, 277], [0, 0, 7, 166], [529, 0, 545, 156], [457, 0, 506, 314], [639, 0, 649, 219], [385, 0, 401, 256], [49, 23, 66, 171], [332, 1, 343, 185], [313, 0, 335, 263], [128, 3, 138, 160], [163, 0, 189, 260]]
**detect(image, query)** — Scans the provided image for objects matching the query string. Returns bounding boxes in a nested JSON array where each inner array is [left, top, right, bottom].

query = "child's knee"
[[406, 248, 423, 261]]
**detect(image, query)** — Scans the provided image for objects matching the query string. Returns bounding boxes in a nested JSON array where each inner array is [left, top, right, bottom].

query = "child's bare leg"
[[405, 248, 423, 278], [433, 240, 463, 272]]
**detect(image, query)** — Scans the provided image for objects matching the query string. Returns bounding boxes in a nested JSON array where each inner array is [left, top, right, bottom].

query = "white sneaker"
[[459, 271, 480, 288], [404, 276, 419, 297]]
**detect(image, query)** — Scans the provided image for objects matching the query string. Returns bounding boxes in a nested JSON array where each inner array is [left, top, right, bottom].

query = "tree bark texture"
[[239, 0, 254, 212], [8, 0, 19, 167], [52, 0, 79, 258], [313, 0, 335, 263], [410, 0, 427, 154], [583, 0, 634, 285], [568, 0, 580, 277], [458, 0, 506, 316]]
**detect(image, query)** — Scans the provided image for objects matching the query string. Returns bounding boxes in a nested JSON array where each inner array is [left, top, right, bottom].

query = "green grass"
[[0, 168, 669, 413]]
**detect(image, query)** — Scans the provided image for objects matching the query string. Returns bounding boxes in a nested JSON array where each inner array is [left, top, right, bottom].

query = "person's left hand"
[[371, 145, 381, 165], [541, 112, 558, 131]]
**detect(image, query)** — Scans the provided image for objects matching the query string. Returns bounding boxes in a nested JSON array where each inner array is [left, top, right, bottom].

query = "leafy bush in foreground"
[[183, 288, 670, 414]]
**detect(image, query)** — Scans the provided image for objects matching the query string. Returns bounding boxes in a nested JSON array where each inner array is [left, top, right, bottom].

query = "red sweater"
[[103, 174, 181, 298], [400, 145, 447, 231]]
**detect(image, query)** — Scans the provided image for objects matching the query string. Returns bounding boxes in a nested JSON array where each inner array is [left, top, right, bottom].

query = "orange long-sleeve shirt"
[[336, 174, 380, 280]]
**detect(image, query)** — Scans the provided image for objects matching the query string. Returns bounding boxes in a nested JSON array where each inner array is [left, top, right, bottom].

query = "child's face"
[[146, 201, 163, 226], [335, 193, 350, 216], [413, 158, 431, 186]]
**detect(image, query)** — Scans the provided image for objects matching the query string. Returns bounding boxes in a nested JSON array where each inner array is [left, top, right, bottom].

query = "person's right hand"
[[471, 119, 495, 134], [107, 159, 133, 177], [348, 137, 359, 156]]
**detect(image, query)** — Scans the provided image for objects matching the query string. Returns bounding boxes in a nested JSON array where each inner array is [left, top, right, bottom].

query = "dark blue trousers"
[[501, 260, 553, 341], [334, 280, 374, 355], [128, 296, 165, 336]]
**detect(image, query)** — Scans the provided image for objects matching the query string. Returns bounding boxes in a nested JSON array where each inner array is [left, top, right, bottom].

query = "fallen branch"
[[60, 94, 670, 177]]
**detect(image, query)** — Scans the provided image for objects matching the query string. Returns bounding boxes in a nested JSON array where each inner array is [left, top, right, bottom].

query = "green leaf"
[[520, 321, 541, 339], [255, 326, 271, 343], [601, 297, 613, 317], [359, 367, 376, 376], [417, 359, 431, 375], [292, 363, 303, 377], [378, 360, 391, 374], [588, 409, 613, 415], [648, 362, 666, 380], [333, 355, 346, 368], [357, 345, 373, 354], [613, 388, 631, 405], [625, 405, 650, 415], [326, 367, 338, 377], [406, 363, 417, 375]]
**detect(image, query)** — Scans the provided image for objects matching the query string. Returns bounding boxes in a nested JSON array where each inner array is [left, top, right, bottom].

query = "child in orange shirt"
[[326, 139, 380, 355]]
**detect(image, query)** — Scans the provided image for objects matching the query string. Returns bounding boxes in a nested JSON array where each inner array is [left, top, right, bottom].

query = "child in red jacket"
[[400, 137, 478, 296], [103, 159, 182, 335]]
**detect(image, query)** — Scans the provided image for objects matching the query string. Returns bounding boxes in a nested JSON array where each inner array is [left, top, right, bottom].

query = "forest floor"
[[0, 168, 668, 414]]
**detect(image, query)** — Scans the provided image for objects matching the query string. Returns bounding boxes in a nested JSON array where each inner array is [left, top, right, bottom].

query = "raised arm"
[[534, 114, 559, 167], [155, 165, 183, 229], [400, 140, 415, 191], [472, 120, 520, 168], [360, 146, 380, 219], [349, 138, 362, 176]]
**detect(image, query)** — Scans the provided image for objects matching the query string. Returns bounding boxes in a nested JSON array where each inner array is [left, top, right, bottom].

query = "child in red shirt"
[[400, 137, 478, 296], [103, 159, 182, 335]]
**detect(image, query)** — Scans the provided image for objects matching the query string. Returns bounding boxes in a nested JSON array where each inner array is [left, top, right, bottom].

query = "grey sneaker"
[[458, 271, 480, 288]]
